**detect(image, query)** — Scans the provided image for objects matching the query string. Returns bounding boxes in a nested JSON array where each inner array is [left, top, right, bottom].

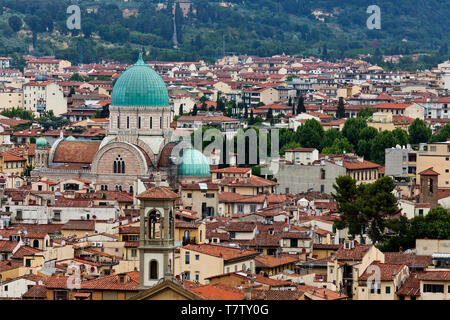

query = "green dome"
[[111, 53, 169, 107], [65, 136, 76, 141], [36, 137, 47, 148], [178, 149, 211, 176]]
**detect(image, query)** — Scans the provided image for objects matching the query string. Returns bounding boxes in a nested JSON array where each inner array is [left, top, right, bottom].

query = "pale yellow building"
[[416, 141, 450, 188]]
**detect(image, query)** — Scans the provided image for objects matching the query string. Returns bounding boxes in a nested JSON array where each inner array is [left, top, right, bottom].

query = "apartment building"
[[23, 82, 67, 116], [416, 141, 450, 188]]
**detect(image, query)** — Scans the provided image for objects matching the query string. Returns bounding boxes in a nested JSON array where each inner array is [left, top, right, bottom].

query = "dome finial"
[[135, 52, 145, 66]]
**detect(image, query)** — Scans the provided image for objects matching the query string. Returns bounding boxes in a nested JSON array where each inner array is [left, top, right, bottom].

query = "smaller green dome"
[[178, 149, 211, 176], [36, 137, 47, 148], [65, 136, 76, 141]]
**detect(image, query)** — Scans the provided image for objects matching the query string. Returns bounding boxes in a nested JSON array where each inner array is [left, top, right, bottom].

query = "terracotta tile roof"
[[281, 231, 311, 239], [61, 220, 95, 231], [0, 152, 26, 162], [118, 226, 140, 234], [136, 186, 179, 200], [189, 283, 245, 300], [342, 159, 380, 170], [255, 289, 302, 300], [396, 273, 420, 296], [183, 244, 259, 261], [418, 167, 439, 176], [335, 244, 372, 261], [80, 271, 140, 291], [210, 167, 251, 174], [43, 276, 71, 289], [359, 262, 405, 281], [284, 148, 317, 152], [0, 260, 22, 272], [418, 270, 450, 281], [53, 141, 101, 164], [22, 285, 47, 299], [384, 252, 432, 268], [0, 240, 19, 253], [224, 222, 256, 232], [11, 246, 42, 259], [255, 255, 298, 268]]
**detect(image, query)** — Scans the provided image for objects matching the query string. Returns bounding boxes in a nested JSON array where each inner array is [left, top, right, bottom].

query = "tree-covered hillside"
[[0, 0, 449, 66]]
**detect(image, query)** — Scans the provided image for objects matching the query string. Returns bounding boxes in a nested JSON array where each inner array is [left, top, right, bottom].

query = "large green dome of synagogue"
[[111, 53, 169, 107]]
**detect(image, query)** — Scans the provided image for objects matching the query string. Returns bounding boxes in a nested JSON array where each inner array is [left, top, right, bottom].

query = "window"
[[423, 284, 444, 293], [330, 267, 333, 274], [113, 155, 125, 174], [117, 116, 120, 128], [184, 272, 190, 280], [320, 184, 325, 193], [320, 169, 326, 180], [386, 286, 391, 294], [205, 193, 214, 198], [131, 249, 137, 257], [187, 193, 192, 198], [195, 274, 199, 281], [25, 259, 31, 267], [126, 116, 130, 129], [230, 232, 236, 239], [430, 146, 436, 152], [138, 117, 141, 129], [149, 260, 158, 280], [418, 209, 424, 216], [195, 254, 200, 261], [4, 286, 7, 291], [160, 117, 162, 129], [290, 238, 298, 248], [234, 265, 237, 272], [16, 210, 22, 220], [150, 117, 152, 129], [185, 251, 190, 264], [238, 205, 244, 213], [226, 267, 230, 273], [250, 204, 257, 212]]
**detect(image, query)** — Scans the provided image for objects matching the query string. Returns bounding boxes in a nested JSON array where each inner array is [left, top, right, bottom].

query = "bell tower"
[[137, 173, 179, 289], [418, 167, 439, 209]]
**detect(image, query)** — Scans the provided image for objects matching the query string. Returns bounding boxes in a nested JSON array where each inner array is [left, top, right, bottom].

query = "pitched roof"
[[418, 167, 439, 176], [53, 141, 101, 164], [384, 252, 432, 268], [418, 270, 450, 281], [61, 220, 95, 231], [189, 283, 245, 300], [183, 244, 259, 261], [359, 262, 405, 281], [22, 285, 47, 299], [335, 244, 372, 261], [80, 271, 140, 291], [136, 186, 179, 200], [255, 255, 298, 268], [396, 273, 420, 296]]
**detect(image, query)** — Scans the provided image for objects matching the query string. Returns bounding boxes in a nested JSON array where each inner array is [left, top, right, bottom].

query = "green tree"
[[379, 207, 450, 252], [370, 130, 398, 164], [392, 128, 409, 146], [357, 106, 375, 119], [297, 119, 324, 150], [408, 118, 432, 145], [430, 124, 450, 142], [322, 137, 353, 154], [297, 96, 306, 114], [333, 176, 399, 243], [336, 97, 346, 119], [342, 118, 367, 147], [8, 16, 22, 32]]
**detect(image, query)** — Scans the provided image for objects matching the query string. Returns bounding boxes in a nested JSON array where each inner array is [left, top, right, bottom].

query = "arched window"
[[138, 117, 141, 129], [113, 155, 125, 174], [148, 211, 160, 239], [33, 239, 39, 248], [126, 116, 130, 129], [150, 117, 153, 129], [149, 260, 158, 280], [129, 185, 133, 193], [160, 117, 162, 129], [117, 116, 120, 128]]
